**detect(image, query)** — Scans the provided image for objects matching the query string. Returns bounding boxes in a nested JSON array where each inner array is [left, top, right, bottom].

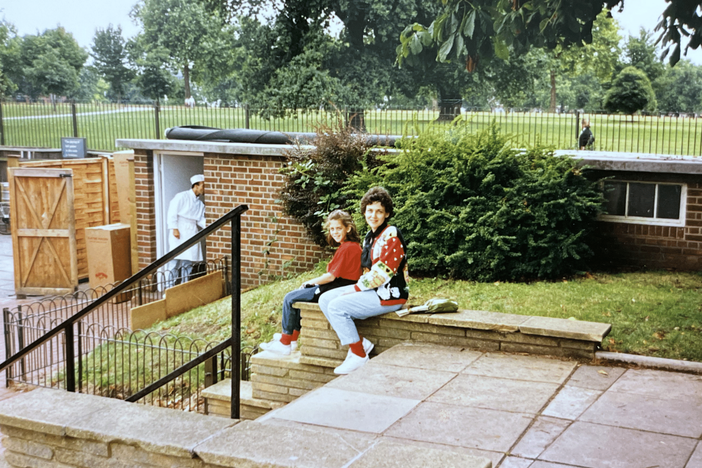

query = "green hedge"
[[283, 121, 604, 281]]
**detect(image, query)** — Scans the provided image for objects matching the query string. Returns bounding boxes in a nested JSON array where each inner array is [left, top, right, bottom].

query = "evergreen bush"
[[345, 122, 604, 281], [279, 122, 385, 246]]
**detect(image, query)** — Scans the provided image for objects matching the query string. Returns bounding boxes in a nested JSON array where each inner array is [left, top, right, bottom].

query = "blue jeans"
[[282, 287, 318, 335], [318, 285, 401, 345]]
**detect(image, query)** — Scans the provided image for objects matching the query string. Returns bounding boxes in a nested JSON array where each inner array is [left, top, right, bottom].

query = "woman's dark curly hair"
[[360, 186, 394, 218]]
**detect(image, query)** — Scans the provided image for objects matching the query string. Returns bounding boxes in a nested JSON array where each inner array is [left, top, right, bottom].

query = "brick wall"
[[134, 150, 324, 288], [592, 171, 702, 270], [134, 150, 157, 270]]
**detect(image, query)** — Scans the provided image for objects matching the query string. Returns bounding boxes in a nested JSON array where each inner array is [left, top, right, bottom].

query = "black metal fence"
[[2, 99, 702, 156], [2, 255, 255, 413]]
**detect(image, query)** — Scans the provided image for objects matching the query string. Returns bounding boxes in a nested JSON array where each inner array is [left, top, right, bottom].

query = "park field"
[[2, 101, 702, 155]]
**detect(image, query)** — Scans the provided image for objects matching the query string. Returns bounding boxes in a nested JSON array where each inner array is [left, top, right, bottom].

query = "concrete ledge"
[[0, 388, 492, 468], [295, 303, 611, 345], [596, 351, 702, 375]]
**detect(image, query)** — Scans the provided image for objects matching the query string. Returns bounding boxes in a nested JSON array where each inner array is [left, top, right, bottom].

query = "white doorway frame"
[[153, 151, 205, 287]]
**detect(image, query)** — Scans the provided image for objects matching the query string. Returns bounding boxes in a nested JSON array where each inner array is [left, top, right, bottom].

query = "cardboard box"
[[85, 223, 132, 302]]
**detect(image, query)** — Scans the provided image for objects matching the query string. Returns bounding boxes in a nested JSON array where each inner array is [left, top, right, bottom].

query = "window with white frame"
[[600, 180, 686, 226]]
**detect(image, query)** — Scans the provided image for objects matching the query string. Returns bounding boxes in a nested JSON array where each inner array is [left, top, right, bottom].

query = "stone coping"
[[0, 388, 237, 459], [293, 302, 612, 343], [0, 388, 491, 468], [115, 138, 309, 157], [554, 149, 702, 174]]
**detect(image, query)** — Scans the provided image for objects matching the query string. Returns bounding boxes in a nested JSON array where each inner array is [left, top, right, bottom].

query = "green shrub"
[[279, 122, 385, 246], [345, 121, 604, 281]]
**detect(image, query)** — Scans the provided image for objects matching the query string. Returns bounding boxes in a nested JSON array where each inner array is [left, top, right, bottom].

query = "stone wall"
[[133, 149, 324, 288], [0, 388, 492, 468]]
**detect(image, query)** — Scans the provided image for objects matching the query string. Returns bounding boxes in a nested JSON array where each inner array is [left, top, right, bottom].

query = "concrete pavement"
[[256, 343, 702, 467]]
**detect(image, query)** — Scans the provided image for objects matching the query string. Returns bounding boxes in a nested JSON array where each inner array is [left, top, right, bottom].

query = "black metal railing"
[[0, 204, 248, 418], [2, 99, 702, 156], [2, 257, 230, 389]]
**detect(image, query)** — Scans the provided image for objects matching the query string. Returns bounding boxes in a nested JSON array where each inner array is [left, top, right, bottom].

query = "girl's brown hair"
[[324, 210, 361, 246]]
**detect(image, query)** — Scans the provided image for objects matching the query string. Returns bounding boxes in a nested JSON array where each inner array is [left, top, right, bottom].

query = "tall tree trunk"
[[436, 96, 462, 121], [549, 69, 557, 113], [183, 65, 191, 100]]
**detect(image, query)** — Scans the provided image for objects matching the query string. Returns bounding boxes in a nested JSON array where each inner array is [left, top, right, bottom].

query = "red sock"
[[292, 330, 300, 342], [280, 333, 292, 345], [348, 340, 366, 358]]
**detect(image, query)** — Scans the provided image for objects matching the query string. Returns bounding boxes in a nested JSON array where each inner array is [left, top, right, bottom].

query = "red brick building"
[[117, 139, 324, 288], [557, 150, 702, 271]]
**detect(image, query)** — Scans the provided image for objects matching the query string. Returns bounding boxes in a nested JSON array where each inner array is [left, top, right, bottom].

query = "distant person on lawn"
[[166, 174, 206, 285], [319, 186, 409, 374], [579, 118, 595, 150], [261, 210, 362, 355]]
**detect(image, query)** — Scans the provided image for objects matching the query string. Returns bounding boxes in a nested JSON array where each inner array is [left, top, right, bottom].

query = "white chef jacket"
[[167, 189, 206, 261]]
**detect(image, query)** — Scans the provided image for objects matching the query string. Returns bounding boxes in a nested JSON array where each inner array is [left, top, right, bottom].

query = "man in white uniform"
[[166, 174, 206, 286]]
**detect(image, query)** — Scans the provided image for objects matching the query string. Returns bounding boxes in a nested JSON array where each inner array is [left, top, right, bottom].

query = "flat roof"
[[115, 139, 702, 175], [555, 150, 702, 175], [115, 139, 312, 157]]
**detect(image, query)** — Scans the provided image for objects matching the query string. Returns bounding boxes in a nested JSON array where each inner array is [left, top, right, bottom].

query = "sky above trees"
[[2, 0, 702, 65]]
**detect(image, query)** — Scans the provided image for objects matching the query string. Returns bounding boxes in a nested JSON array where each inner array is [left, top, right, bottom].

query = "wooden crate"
[[19, 157, 113, 280]]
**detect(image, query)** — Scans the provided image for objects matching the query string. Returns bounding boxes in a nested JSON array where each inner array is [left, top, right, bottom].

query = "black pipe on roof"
[[164, 126, 402, 147]]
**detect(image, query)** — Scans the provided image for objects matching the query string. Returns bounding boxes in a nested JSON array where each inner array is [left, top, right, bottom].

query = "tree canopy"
[[91, 25, 134, 102], [397, 0, 702, 70], [604, 66, 657, 115]]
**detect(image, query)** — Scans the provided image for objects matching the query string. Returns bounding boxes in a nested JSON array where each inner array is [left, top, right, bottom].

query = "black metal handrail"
[[0, 204, 248, 418]]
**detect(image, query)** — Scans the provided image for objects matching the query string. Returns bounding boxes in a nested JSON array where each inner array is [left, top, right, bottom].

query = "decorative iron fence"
[[2, 100, 702, 156], [2, 256, 255, 413]]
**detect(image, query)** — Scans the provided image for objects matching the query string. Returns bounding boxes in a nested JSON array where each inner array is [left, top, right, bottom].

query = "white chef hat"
[[190, 174, 205, 185]]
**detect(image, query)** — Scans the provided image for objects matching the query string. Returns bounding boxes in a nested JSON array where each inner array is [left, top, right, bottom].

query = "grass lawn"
[[3, 101, 702, 155], [146, 265, 702, 363]]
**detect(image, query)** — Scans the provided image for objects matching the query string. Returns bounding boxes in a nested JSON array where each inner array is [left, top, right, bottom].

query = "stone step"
[[202, 379, 285, 420]]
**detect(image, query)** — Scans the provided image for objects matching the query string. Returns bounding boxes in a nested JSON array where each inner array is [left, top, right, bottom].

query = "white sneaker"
[[334, 352, 369, 375], [261, 333, 297, 352], [262, 340, 291, 356], [347, 337, 374, 358]]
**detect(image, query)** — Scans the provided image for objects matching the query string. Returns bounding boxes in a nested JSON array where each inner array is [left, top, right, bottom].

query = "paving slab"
[[429, 374, 559, 414], [385, 401, 532, 453], [258, 418, 378, 452], [540, 421, 698, 468], [195, 420, 365, 468], [267, 387, 420, 434], [381, 436, 504, 466], [565, 364, 626, 390], [500, 457, 534, 468], [326, 361, 457, 400], [608, 368, 702, 400], [529, 462, 575, 468], [687, 442, 702, 468], [369, 343, 483, 373], [579, 390, 702, 438], [348, 439, 491, 468], [511, 416, 571, 459], [541, 386, 602, 420], [462, 353, 577, 384], [519, 316, 611, 342]]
